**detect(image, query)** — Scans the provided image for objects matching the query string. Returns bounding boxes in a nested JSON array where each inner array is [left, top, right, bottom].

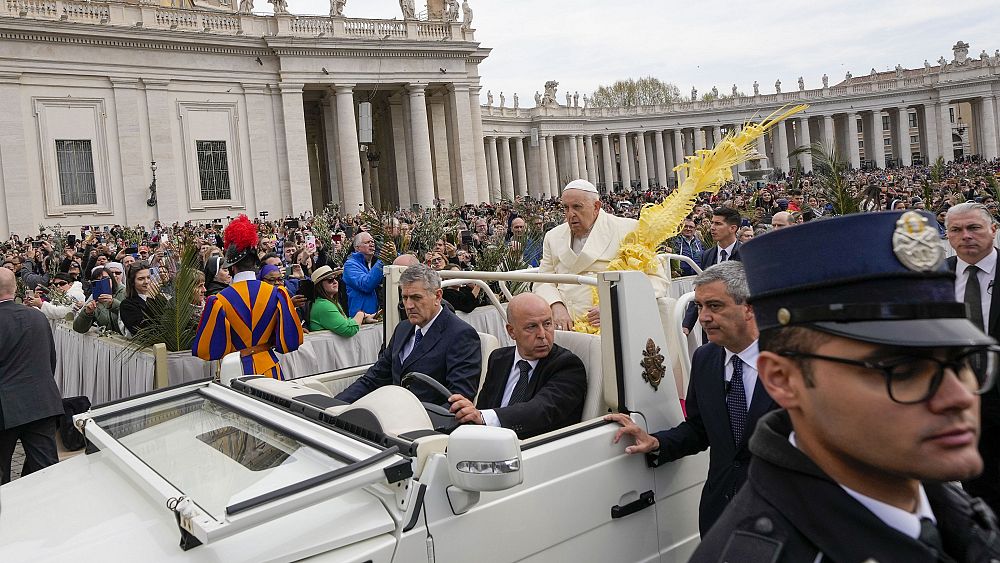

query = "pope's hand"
[[586, 306, 601, 327], [551, 302, 573, 331]]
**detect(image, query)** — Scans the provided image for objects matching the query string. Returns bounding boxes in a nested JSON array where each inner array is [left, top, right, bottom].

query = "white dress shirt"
[[233, 271, 256, 283], [400, 305, 443, 362], [481, 350, 539, 427], [955, 248, 996, 333], [789, 432, 936, 540], [724, 340, 759, 407], [716, 240, 737, 264]]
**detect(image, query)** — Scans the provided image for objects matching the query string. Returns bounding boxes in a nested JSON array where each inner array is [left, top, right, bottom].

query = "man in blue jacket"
[[343, 232, 389, 316]]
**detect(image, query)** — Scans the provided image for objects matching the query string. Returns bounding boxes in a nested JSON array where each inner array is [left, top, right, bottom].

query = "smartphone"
[[461, 230, 473, 246], [31, 240, 42, 248], [93, 278, 112, 298], [305, 235, 316, 254], [445, 232, 456, 245], [332, 234, 342, 243]]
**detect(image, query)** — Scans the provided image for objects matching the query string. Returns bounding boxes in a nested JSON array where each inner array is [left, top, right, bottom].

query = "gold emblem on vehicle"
[[892, 211, 943, 272], [640, 338, 666, 391]]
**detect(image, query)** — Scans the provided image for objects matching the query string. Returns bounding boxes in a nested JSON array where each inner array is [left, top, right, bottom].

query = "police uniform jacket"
[[691, 409, 1000, 563]]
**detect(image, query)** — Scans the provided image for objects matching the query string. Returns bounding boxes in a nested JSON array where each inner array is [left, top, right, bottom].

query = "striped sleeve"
[[193, 294, 233, 360], [273, 286, 304, 353]]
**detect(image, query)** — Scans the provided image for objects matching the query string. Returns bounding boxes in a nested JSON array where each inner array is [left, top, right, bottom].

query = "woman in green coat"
[[73, 266, 125, 334], [307, 266, 376, 336]]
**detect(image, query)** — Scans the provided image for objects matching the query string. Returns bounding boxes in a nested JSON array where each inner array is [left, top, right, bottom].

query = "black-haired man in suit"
[[449, 292, 587, 439], [682, 206, 743, 335]]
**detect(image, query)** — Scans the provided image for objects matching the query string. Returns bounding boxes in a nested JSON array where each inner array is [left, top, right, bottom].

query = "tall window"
[[55, 140, 97, 206], [196, 140, 231, 201], [908, 113, 918, 128], [949, 107, 955, 123], [910, 135, 919, 144], [882, 115, 891, 131], [857, 119, 863, 133]]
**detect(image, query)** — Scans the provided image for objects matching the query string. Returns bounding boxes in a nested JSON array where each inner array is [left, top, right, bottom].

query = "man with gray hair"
[[945, 201, 1000, 514], [343, 231, 394, 317], [535, 179, 667, 330], [336, 264, 482, 405], [606, 261, 777, 535]]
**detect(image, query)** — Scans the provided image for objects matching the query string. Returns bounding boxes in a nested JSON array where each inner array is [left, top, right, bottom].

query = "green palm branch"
[[122, 239, 202, 356], [789, 142, 859, 216]]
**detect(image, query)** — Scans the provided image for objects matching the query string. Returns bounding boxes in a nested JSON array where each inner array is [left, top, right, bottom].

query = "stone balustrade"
[[482, 64, 1000, 118], [0, 0, 473, 41]]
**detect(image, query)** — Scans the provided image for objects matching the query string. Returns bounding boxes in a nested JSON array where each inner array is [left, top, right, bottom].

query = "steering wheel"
[[401, 372, 460, 432], [401, 371, 453, 405]]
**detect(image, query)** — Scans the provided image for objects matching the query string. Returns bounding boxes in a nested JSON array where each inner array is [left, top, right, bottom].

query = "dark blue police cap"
[[741, 210, 993, 347]]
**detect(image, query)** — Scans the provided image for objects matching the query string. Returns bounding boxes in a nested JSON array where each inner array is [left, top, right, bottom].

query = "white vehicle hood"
[[0, 451, 396, 562]]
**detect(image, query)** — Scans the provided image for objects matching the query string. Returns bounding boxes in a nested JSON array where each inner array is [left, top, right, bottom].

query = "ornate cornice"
[[0, 26, 270, 56]]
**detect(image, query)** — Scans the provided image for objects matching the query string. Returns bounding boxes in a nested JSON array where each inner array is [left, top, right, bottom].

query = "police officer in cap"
[[691, 210, 1000, 562]]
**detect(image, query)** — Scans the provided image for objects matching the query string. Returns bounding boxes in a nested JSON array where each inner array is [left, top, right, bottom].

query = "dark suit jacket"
[[476, 344, 587, 439], [682, 241, 743, 331], [947, 254, 1000, 514], [0, 301, 64, 430], [650, 341, 777, 536], [336, 305, 481, 405]]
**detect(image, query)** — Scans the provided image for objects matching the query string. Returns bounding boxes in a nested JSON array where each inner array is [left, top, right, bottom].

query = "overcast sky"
[[284, 0, 998, 104]]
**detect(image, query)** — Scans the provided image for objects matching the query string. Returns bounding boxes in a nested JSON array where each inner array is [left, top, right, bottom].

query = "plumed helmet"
[[221, 214, 260, 268]]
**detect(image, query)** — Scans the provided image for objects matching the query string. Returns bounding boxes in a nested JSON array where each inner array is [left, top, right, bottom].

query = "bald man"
[[770, 211, 792, 229], [449, 293, 587, 439], [0, 267, 64, 483]]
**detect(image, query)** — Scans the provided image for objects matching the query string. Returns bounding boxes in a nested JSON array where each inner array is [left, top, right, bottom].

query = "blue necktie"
[[727, 355, 747, 447], [413, 328, 423, 348], [507, 360, 532, 405]]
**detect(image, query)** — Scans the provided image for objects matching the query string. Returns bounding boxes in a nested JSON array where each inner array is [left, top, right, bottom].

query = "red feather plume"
[[223, 214, 259, 252]]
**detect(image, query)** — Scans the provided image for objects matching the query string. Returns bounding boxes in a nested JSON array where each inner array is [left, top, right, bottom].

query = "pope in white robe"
[[535, 179, 668, 329]]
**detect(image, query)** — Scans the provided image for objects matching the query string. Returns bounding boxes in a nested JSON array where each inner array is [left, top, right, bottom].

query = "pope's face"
[[561, 190, 601, 238]]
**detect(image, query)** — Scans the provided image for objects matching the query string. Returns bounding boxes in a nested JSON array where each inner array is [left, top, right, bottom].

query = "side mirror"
[[447, 425, 522, 491], [446, 426, 522, 514]]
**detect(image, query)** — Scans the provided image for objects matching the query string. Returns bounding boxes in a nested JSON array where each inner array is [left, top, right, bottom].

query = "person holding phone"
[[73, 267, 123, 335], [308, 266, 376, 337]]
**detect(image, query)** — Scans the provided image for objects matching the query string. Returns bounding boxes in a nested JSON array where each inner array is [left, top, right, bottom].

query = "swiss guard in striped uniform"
[[192, 215, 303, 379]]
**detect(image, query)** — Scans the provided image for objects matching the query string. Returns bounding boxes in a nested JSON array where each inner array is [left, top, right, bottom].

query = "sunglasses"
[[53, 281, 69, 287]]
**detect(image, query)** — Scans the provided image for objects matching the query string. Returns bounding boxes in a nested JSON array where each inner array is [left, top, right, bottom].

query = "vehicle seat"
[[474, 331, 499, 402], [553, 330, 605, 420]]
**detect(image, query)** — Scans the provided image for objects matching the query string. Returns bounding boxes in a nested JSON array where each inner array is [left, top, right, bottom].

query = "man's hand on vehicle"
[[605, 413, 659, 455]]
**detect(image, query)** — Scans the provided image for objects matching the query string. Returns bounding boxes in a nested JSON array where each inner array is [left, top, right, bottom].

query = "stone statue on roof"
[[499, 92, 505, 108], [542, 81, 559, 107], [534, 91, 542, 106], [513, 93, 519, 109], [753, 80, 759, 96], [400, 0, 415, 19], [952, 40, 970, 64], [732, 84, 738, 96], [895, 64, 904, 78], [797, 76, 804, 91], [239, 0, 253, 13], [444, 0, 459, 22], [774, 79, 781, 94], [461, 0, 473, 31], [486, 90, 493, 106], [822, 73, 828, 88], [269, 0, 288, 14], [330, 0, 346, 17], [691, 86, 697, 101]]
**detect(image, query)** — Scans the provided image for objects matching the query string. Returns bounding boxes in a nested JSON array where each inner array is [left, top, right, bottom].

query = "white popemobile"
[[0, 265, 708, 562]]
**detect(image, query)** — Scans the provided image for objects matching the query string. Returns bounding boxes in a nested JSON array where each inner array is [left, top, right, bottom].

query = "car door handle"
[[611, 490, 655, 519]]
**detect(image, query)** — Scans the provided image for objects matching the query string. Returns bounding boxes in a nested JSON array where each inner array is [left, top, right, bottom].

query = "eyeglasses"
[[53, 281, 69, 288], [263, 277, 284, 284], [779, 346, 1000, 404]]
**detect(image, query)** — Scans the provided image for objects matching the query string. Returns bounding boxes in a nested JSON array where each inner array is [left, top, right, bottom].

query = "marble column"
[[447, 84, 480, 204], [514, 137, 528, 197], [0, 73, 25, 238], [921, 104, 940, 162], [111, 78, 155, 224], [618, 133, 632, 190], [546, 135, 559, 194], [625, 134, 637, 183], [537, 135, 552, 198], [407, 84, 436, 207], [644, 135, 656, 182], [576, 136, 588, 181], [847, 113, 861, 169], [797, 117, 813, 172], [869, 111, 886, 168], [278, 83, 313, 216], [601, 134, 614, 191], [334, 85, 364, 214], [584, 135, 598, 186], [755, 134, 770, 171], [499, 136, 515, 200], [469, 86, 490, 202], [486, 136, 501, 200], [654, 131, 668, 189], [568, 134, 581, 179], [980, 97, 999, 160], [822, 115, 835, 151], [635, 132, 650, 190], [389, 95, 411, 209], [694, 128, 706, 151], [774, 121, 790, 173], [428, 96, 452, 202], [894, 107, 912, 167], [673, 129, 685, 184], [320, 92, 343, 209], [711, 126, 722, 149], [939, 102, 953, 162]]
